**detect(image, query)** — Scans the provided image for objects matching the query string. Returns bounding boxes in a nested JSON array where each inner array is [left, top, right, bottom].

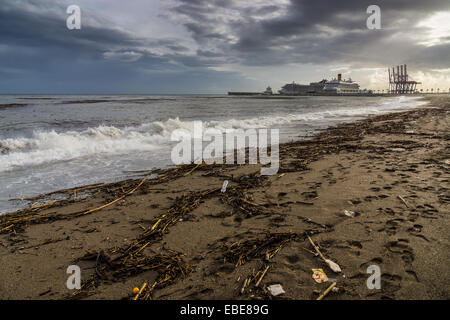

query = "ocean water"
[[0, 94, 427, 214]]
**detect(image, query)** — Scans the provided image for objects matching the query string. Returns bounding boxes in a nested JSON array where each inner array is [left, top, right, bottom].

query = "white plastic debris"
[[344, 210, 355, 217], [325, 259, 342, 273], [267, 284, 285, 296], [221, 180, 229, 193]]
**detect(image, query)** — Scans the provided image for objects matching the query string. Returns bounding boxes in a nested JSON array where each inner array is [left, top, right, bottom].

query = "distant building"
[[263, 86, 273, 95]]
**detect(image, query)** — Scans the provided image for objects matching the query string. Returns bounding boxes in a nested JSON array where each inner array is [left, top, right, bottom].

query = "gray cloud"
[[169, 0, 450, 70], [0, 0, 248, 93]]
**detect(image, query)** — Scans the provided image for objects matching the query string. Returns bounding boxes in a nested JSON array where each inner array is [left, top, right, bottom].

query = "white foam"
[[0, 96, 427, 172], [0, 125, 165, 171]]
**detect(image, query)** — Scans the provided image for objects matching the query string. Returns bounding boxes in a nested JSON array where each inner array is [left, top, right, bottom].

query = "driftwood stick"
[[133, 281, 148, 301], [79, 177, 147, 216], [184, 163, 201, 176], [307, 236, 327, 261], [316, 281, 336, 300], [255, 265, 270, 287], [398, 195, 409, 208]]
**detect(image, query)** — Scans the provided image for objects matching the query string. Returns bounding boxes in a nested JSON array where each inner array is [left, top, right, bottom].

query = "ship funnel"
[[337, 74, 342, 81]]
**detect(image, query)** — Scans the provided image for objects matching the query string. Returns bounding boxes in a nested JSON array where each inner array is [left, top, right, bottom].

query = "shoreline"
[[0, 95, 448, 300]]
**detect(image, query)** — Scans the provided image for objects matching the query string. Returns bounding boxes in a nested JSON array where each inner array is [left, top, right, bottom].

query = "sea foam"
[[0, 96, 426, 172]]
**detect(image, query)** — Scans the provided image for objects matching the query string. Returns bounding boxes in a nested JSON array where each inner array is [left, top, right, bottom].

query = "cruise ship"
[[323, 74, 360, 94], [278, 74, 361, 95], [278, 79, 327, 95]]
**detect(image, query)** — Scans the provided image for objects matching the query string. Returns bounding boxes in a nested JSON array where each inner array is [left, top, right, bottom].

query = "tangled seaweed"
[[70, 250, 191, 300], [223, 232, 298, 266]]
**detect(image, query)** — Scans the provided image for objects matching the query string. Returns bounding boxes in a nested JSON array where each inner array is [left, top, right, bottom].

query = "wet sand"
[[0, 95, 448, 300]]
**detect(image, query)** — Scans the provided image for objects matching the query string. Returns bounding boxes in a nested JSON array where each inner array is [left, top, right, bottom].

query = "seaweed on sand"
[[69, 250, 191, 300], [118, 187, 221, 257], [220, 173, 270, 218], [0, 163, 226, 234], [219, 232, 299, 297], [69, 186, 221, 299], [223, 232, 298, 267], [0, 178, 148, 234]]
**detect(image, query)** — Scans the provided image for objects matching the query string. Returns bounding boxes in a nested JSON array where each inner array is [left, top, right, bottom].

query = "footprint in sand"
[[406, 270, 420, 282], [407, 224, 423, 233], [364, 195, 378, 202], [285, 254, 301, 264], [378, 218, 404, 235], [301, 191, 318, 199], [406, 224, 430, 242], [381, 273, 403, 293], [386, 240, 415, 265]]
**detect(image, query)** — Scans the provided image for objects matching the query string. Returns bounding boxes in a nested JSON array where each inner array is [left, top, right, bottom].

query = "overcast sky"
[[1, 0, 449, 94]]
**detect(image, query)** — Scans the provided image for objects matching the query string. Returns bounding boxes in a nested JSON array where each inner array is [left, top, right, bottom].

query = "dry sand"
[[0, 95, 448, 300]]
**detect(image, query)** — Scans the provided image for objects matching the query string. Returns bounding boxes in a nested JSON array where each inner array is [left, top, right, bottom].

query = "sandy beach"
[[0, 95, 448, 300]]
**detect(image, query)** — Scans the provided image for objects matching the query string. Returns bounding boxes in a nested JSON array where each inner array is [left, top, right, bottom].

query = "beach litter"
[[307, 236, 342, 273], [343, 210, 355, 217], [267, 284, 285, 297], [325, 259, 341, 273], [312, 269, 328, 283], [221, 180, 229, 193], [398, 195, 409, 208]]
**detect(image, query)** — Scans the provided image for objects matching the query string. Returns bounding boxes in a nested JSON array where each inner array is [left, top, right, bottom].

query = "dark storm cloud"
[[0, 1, 139, 56], [258, 0, 449, 36], [0, 0, 212, 68], [169, 0, 450, 69], [0, 0, 245, 93]]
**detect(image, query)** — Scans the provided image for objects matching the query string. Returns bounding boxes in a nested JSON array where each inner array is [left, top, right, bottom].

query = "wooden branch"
[[78, 177, 147, 216], [255, 265, 270, 287], [316, 281, 336, 300], [132, 281, 148, 300]]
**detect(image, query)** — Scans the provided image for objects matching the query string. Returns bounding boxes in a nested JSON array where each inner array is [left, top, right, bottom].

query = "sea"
[[0, 94, 428, 214]]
